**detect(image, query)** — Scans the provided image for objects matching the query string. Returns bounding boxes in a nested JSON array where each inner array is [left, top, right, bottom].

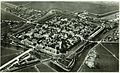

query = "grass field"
[[1, 47, 20, 66], [1, 10, 24, 21], [102, 43, 119, 58], [1, 47, 20, 56], [16, 66, 37, 72], [80, 43, 119, 72], [6, 2, 119, 14], [36, 63, 55, 72]]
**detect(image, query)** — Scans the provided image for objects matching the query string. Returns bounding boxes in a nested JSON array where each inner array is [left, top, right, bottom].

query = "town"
[[1, 2, 119, 72]]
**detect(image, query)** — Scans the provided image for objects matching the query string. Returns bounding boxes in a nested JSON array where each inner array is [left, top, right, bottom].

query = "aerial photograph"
[[0, 1, 119, 72]]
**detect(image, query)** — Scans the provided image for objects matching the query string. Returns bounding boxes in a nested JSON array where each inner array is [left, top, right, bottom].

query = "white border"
[[0, 0, 119, 73], [0, 0, 119, 2]]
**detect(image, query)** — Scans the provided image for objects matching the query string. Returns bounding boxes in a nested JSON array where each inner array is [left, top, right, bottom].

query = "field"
[[1, 47, 21, 66], [15, 62, 56, 72], [1, 10, 24, 21], [36, 63, 55, 72], [7, 2, 119, 14], [102, 43, 119, 58], [79, 43, 119, 72], [16, 66, 37, 72]]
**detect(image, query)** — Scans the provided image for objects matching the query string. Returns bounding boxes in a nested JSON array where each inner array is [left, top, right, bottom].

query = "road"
[[1, 2, 119, 72], [77, 38, 119, 72], [77, 41, 101, 72], [0, 49, 33, 71], [74, 24, 118, 72], [78, 42, 119, 72], [70, 42, 97, 72], [100, 43, 119, 61]]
